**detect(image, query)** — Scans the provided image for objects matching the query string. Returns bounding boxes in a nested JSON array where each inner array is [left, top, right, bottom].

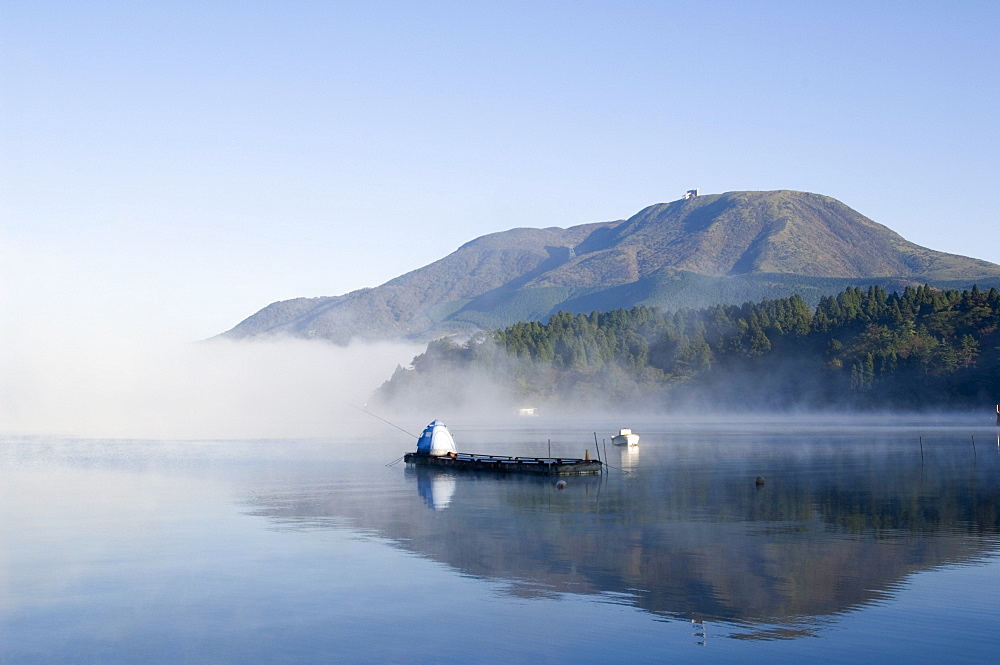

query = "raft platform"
[[403, 452, 603, 476]]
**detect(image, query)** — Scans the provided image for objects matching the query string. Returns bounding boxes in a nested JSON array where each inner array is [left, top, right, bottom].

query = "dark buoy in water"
[[755, 476, 766, 486], [556, 480, 567, 490]]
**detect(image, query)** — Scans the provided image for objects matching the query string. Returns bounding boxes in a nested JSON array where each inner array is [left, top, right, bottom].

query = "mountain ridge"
[[220, 190, 1000, 343]]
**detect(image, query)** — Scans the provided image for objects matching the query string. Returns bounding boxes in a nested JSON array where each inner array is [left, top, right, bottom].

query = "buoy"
[[556, 480, 567, 490], [755, 476, 766, 486]]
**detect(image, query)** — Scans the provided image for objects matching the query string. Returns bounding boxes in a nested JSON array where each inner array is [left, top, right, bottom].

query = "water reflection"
[[416, 469, 456, 511], [244, 430, 1000, 636], [619, 444, 640, 472]]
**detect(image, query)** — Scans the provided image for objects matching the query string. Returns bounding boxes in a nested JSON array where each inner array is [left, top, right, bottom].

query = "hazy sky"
[[2, 0, 998, 340]]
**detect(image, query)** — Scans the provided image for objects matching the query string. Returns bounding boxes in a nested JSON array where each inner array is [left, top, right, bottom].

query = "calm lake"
[[3, 416, 1000, 664]]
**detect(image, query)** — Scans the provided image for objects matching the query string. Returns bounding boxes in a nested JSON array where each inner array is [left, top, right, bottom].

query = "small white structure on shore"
[[516, 407, 538, 417], [416, 420, 457, 456]]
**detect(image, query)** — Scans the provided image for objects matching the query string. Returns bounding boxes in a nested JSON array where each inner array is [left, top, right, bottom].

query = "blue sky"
[[2, 0, 998, 339]]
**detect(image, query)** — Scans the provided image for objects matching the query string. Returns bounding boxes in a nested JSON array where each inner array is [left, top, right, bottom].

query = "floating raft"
[[403, 452, 603, 476]]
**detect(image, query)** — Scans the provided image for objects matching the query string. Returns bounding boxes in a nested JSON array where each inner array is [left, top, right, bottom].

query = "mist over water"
[[4, 310, 997, 443], [0, 324, 423, 438], [369, 344, 1000, 434]]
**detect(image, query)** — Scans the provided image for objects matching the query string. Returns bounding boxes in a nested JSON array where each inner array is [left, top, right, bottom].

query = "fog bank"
[[0, 324, 422, 439]]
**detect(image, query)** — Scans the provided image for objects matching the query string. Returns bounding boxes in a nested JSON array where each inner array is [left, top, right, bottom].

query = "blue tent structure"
[[415, 420, 457, 457]]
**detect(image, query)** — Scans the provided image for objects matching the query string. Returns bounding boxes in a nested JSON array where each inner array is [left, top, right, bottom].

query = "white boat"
[[611, 428, 640, 446]]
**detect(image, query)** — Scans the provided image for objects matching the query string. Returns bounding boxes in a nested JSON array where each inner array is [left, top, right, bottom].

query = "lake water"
[[3, 416, 1000, 664]]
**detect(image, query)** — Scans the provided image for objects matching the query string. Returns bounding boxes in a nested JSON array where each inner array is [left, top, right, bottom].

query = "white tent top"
[[416, 420, 457, 456]]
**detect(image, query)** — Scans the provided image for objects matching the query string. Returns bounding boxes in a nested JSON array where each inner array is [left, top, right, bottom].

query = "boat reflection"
[[619, 444, 640, 472]]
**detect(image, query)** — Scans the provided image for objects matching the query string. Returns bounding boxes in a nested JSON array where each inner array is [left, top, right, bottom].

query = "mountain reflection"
[[243, 433, 1000, 633]]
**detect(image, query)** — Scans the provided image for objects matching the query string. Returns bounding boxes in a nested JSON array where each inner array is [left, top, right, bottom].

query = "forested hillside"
[[374, 285, 1000, 412]]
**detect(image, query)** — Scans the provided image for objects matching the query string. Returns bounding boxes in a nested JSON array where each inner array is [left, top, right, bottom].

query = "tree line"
[[376, 285, 1000, 410]]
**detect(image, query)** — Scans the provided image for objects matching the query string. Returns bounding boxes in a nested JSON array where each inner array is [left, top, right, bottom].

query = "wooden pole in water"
[[919, 436, 924, 462], [594, 432, 601, 463], [972, 435, 977, 457], [548, 438, 551, 458]]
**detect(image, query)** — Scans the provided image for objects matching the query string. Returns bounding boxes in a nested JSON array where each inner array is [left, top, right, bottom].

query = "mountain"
[[220, 190, 1000, 343]]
